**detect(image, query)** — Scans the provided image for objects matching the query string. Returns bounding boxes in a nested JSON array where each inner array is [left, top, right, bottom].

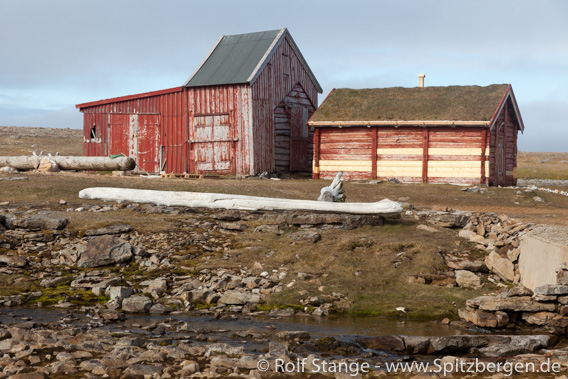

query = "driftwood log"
[[0, 156, 135, 171], [79, 187, 403, 218]]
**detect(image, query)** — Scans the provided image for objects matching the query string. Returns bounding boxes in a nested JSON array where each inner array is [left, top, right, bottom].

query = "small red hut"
[[76, 28, 322, 176], [308, 83, 524, 186]]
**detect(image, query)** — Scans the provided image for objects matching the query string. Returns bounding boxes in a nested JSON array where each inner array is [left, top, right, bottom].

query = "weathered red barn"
[[76, 28, 322, 176], [308, 84, 524, 186]]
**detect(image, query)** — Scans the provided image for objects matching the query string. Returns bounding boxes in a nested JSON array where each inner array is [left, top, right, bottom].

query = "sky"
[[1, 0, 567, 152]]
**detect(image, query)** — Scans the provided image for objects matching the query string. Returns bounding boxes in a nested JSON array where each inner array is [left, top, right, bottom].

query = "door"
[[192, 114, 233, 174], [108, 114, 130, 157], [137, 114, 160, 173], [290, 106, 309, 171], [108, 113, 161, 173], [497, 135, 505, 185]]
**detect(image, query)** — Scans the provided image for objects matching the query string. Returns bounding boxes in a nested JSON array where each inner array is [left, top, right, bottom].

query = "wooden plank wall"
[[488, 98, 518, 186], [274, 83, 315, 172], [81, 89, 186, 173], [251, 36, 319, 175], [186, 84, 251, 176], [314, 126, 491, 184]]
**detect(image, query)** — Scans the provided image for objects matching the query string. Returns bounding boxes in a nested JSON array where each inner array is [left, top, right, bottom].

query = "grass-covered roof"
[[310, 84, 509, 122]]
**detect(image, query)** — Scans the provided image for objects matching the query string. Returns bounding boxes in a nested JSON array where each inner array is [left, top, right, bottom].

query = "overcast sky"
[[1, 0, 567, 152]]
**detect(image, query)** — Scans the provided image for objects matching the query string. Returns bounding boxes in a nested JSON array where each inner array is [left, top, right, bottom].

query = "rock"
[[509, 335, 551, 351], [455, 270, 481, 288], [557, 269, 568, 285], [40, 276, 69, 288], [445, 256, 487, 272], [77, 235, 133, 268], [84, 224, 133, 236], [478, 344, 526, 357], [485, 251, 515, 282], [139, 278, 168, 293], [217, 290, 260, 305], [358, 335, 405, 352], [99, 310, 125, 322], [276, 331, 310, 341], [12, 215, 68, 230], [416, 224, 438, 233], [458, 229, 476, 239], [458, 308, 509, 328], [149, 303, 168, 314], [268, 308, 295, 317], [289, 231, 321, 243], [121, 295, 152, 313], [476, 296, 556, 312], [218, 222, 248, 231], [428, 335, 508, 354], [427, 213, 470, 228], [522, 312, 568, 328], [507, 248, 520, 263], [502, 286, 533, 297], [534, 285, 568, 296], [123, 364, 162, 377], [0, 255, 27, 268], [402, 336, 431, 354], [7, 372, 46, 379], [107, 286, 133, 302]]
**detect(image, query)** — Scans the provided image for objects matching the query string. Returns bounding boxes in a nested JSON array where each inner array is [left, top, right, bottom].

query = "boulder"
[[522, 312, 568, 328], [534, 284, 568, 296], [0, 255, 27, 268], [12, 215, 68, 230], [77, 235, 133, 268], [476, 296, 556, 312], [217, 290, 260, 305], [401, 336, 431, 354], [445, 256, 487, 272], [458, 308, 509, 328], [84, 224, 133, 236], [455, 270, 481, 288], [140, 278, 168, 294], [485, 251, 515, 282], [121, 295, 152, 313], [358, 335, 405, 352], [289, 231, 321, 243], [107, 286, 133, 302], [149, 303, 168, 314]]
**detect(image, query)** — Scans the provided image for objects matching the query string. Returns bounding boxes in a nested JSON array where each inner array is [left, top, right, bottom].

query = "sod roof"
[[310, 84, 509, 122]]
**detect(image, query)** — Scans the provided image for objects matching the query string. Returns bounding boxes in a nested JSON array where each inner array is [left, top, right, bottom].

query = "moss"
[[25, 286, 109, 307]]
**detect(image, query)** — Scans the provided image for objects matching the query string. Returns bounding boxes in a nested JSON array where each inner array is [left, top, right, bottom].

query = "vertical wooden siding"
[[489, 98, 518, 186], [81, 88, 186, 173], [251, 36, 319, 175], [186, 84, 251, 176]]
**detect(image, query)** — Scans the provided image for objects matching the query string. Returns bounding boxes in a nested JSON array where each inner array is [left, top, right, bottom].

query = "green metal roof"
[[184, 28, 322, 93], [185, 29, 283, 87]]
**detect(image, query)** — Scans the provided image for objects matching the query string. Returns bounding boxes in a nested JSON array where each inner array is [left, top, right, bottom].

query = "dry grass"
[[310, 85, 508, 122], [517, 151, 568, 180], [203, 219, 495, 319], [0, 126, 83, 156]]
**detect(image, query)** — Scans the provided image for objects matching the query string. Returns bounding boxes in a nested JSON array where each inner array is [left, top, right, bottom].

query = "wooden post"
[[313, 128, 321, 179], [480, 128, 487, 184], [371, 126, 378, 179], [422, 128, 429, 183]]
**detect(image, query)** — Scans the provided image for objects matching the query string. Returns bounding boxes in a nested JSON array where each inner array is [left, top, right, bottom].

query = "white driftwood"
[[79, 187, 403, 218], [0, 156, 135, 171], [318, 171, 345, 202]]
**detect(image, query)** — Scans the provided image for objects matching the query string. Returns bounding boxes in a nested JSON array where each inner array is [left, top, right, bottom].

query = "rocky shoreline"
[[2, 201, 568, 377]]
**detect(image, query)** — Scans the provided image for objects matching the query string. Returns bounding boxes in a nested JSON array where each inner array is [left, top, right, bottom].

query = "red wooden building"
[[76, 28, 322, 176], [308, 84, 524, 186]]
